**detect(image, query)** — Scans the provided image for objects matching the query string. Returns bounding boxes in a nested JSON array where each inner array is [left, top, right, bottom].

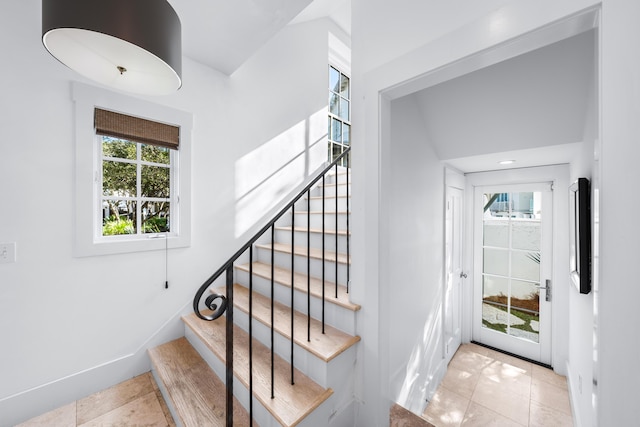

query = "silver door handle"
[[460, 272, 468, 279], [536, 280, 552, 302]]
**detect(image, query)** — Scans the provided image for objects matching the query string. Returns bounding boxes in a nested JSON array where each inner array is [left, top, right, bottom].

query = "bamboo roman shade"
[[94, 108, 179, 149]]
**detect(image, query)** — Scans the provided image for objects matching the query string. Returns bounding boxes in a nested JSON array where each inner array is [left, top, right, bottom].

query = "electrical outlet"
[[0, 242, 16, 264]]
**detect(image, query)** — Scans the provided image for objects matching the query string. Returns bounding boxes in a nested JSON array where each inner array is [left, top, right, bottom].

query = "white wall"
[[566, 29, 598, 426], [386, 96, 445, 414], [598, 1, 640, 425], [0, 2, 332, 425]]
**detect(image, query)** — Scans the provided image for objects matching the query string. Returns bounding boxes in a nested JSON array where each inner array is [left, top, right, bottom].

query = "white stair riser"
[[256, 247, 349, 285], [326, 171, 351, 185], [184, 326, 293, 427], [307, 197, 350, 212], [230, 308, 358, 424], [231, 307, 329, 387], [292, 212, 350, 230], [309, 183, 351, 198], [234, 269, 357, 335], [274, 229, 350, 254]]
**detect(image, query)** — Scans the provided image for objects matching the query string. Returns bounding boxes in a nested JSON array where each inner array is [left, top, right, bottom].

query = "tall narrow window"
[[328, 65, 350, 166], [95, 108, 179, 239]]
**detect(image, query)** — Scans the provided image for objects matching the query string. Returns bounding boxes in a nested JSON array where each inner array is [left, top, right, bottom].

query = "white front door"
[[444, 186, 464, 364], [473, 183, 553, 364]]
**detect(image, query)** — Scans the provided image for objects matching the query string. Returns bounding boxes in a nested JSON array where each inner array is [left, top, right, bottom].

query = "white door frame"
[[473, 182, 553, 364], [462, 165, 570, 371]]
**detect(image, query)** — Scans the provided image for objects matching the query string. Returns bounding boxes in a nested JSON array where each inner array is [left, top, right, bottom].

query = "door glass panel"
[[509, 279, 540, 343], [482, 276, 509, 334], [512, 221, 540, 250], [511, 251, 540, 282], [483, 248, 509, 276], [484, 220, 508, 248], [482, 191, 542, 343]]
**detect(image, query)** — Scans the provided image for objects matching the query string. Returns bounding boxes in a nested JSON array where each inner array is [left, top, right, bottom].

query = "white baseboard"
[[1, 302, 190, 427], [565, 360, 582, 427]]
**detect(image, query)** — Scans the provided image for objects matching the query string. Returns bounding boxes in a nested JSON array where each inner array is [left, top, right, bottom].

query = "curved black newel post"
[[225, 265, 234, 426], [290, 205, 295, 385], [335, 162, 339, 299], [249, 247, 253, 421], [322, 175, 326, 334], [270, 224, 275, 399], [346, 155, 350, 293]]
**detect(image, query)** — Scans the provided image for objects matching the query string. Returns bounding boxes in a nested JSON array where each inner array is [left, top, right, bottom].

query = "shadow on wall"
[[234, 108, 328, 238], [394, 292, 444, 415]]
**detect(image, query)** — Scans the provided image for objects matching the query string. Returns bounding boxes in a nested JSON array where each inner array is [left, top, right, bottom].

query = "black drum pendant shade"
[[42, 0, 182, 95]]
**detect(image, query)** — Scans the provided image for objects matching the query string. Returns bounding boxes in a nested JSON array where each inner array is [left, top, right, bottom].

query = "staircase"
[[148, 160, 359, 426]]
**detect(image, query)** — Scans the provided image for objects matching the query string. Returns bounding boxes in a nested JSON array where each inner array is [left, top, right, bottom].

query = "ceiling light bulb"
[[498, 160, 516, 165]]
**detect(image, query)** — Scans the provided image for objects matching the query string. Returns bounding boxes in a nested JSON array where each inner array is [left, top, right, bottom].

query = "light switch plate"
[[0, 242, 16, 264]]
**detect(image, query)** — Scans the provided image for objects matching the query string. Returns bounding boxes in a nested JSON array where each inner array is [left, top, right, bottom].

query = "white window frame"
[[328, 64, 351, 166], [97, 136, 176, 242], [72, 82, 192, 256]]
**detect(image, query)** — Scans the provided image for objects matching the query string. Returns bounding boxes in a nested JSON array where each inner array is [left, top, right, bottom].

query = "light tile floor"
[[16, 372, 175, 427], [16, 345, 572, 427], [422, 343, 574, 427]]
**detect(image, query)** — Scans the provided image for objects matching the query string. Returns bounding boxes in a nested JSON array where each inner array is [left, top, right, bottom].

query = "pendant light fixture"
[[42, 0, 182, 95]]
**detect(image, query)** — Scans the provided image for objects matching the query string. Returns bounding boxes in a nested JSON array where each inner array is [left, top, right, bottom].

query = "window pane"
[[102, 200, 137, 235], [329, 66, 340, 92], [483, 220, 508, 248], [483, 248, 509, 277], [511, 250, 540, 281], [509, 279, 540, 343], [332, 143, 343, 162], [142, 201, 170, 233], [142, 144, 170, 165], [102, 137, 136, 160], [331, 118, 342, 143], [103, 160, 136, 197], [329, 93, 340, 116], [340, 74, 350, 98], [512, 220, 540, 250], [340, 98, 350, 121], [482, 275, 509, 334], [343, 123, 350, 146], [141, 165, 170, 198]]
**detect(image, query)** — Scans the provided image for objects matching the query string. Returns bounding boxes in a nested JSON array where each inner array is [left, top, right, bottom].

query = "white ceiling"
[[411, 29, 596, 173], [168, 0, 349, 75]]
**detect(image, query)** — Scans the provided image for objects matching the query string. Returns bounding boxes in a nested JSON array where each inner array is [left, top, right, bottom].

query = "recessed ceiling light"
[[498, 160, 516, 165]]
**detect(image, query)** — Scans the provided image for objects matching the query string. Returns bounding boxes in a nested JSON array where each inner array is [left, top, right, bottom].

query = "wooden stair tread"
[[216, 283, 360, 361], [236, 262, 360, 312], [183, 314, 333, 427], [275, 225, 350, 236], [255, 242, 350, 265], [148, 338, 251, 427]]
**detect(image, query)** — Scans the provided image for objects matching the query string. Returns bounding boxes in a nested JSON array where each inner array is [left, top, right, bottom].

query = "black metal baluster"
[[249, 248, 253, 421], [270, 224, 275, 399], [322, 174, 325, 334], [335, 163, 339, 299], [225, 265, 234, 427], [346, 157, 350, 294], [291, 205, 295, 385], [307, 189, 311, 342]]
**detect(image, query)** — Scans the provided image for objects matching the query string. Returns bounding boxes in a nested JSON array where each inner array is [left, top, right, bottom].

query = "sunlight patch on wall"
[[234, 108, 327, 237], [394, 295, 444, 414]]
